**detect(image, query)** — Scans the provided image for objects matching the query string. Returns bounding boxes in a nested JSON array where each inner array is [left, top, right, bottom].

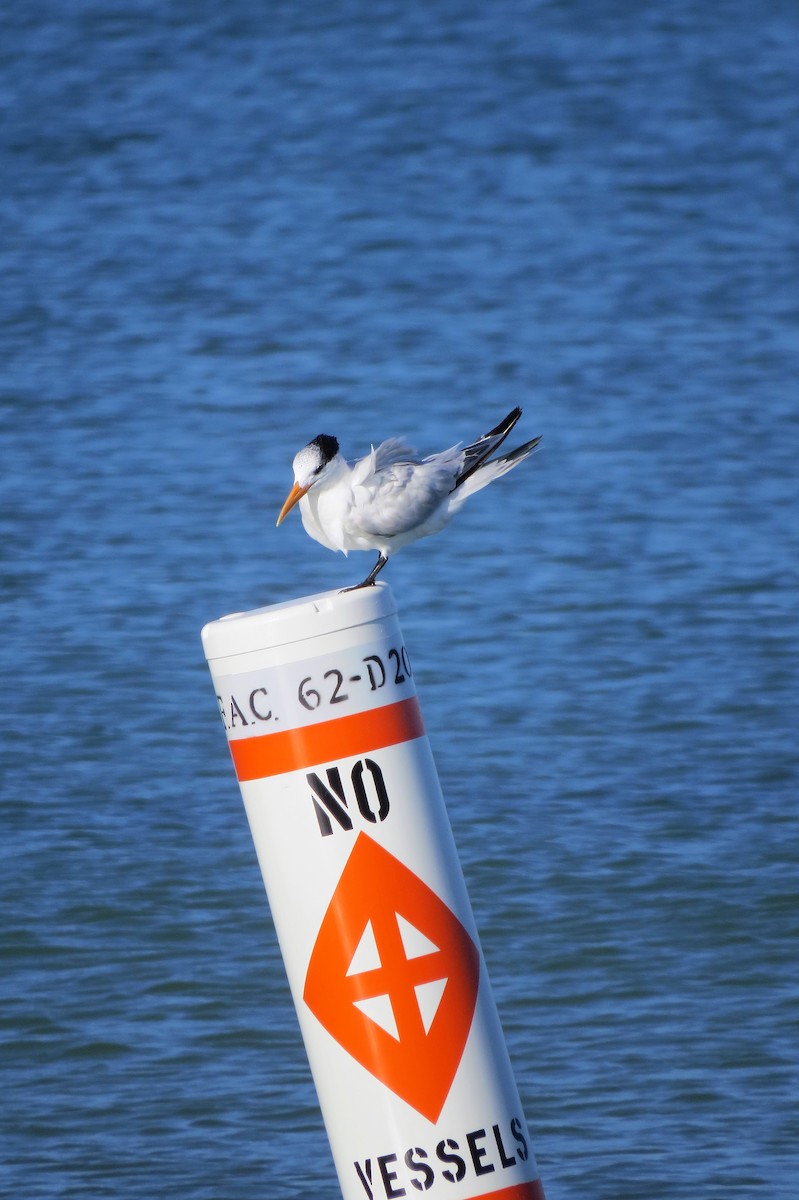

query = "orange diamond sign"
[[304, 833, 480, 1123]]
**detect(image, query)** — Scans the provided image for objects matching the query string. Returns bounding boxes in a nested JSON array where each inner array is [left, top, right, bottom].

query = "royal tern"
[[276, 407, 541, 589]]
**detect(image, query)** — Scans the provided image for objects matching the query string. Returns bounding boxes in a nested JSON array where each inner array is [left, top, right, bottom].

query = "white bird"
[[276, 407, 541, 589]]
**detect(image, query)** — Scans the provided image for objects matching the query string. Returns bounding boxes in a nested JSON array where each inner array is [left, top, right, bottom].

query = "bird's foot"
[[339, 578, 377, 593], [340, 552, 388, 592]]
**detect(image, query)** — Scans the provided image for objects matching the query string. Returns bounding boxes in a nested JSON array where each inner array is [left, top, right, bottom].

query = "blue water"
[[2, 2, 798, 1197]]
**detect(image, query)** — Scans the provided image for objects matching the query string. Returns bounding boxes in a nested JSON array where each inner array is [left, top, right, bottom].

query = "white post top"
[[201, 581, 397, 662]]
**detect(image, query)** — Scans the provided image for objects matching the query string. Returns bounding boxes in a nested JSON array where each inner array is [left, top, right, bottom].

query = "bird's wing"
[[350, 458, 453, 538], [350, 437, 421, 487], [452, 407, 522, 490], [374, 437, 421, 470]]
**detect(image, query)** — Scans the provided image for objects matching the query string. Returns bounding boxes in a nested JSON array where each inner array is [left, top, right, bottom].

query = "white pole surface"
[[202, 583, 545, 1200]]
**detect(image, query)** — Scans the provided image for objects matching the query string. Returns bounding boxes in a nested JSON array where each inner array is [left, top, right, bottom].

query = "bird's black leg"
[[341, 553, 388, 592]]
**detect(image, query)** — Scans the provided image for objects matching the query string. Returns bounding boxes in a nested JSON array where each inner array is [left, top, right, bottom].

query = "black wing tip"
[[487, 407, 523, 438], [500, 434, 542, 463], [453, 408, 528, 491]]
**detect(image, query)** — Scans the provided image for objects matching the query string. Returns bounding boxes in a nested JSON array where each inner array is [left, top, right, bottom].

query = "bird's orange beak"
[[276, 481, 309, 526]]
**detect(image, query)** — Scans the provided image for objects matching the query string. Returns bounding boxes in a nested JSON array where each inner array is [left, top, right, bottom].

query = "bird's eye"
[[312, 464, 324, 475]]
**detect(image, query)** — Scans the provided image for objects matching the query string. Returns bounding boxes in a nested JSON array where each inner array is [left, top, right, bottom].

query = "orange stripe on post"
[[229, 696, 426, 781], [465, 1182, 546, 1200]]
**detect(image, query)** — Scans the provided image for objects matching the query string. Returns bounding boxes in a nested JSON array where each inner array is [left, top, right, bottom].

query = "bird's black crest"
[[312, 434, 339, 462]]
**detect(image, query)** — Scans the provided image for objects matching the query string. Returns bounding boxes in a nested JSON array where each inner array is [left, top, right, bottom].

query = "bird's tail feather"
[[451, 435, 542, 503], [452, 407, 523, 490]]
